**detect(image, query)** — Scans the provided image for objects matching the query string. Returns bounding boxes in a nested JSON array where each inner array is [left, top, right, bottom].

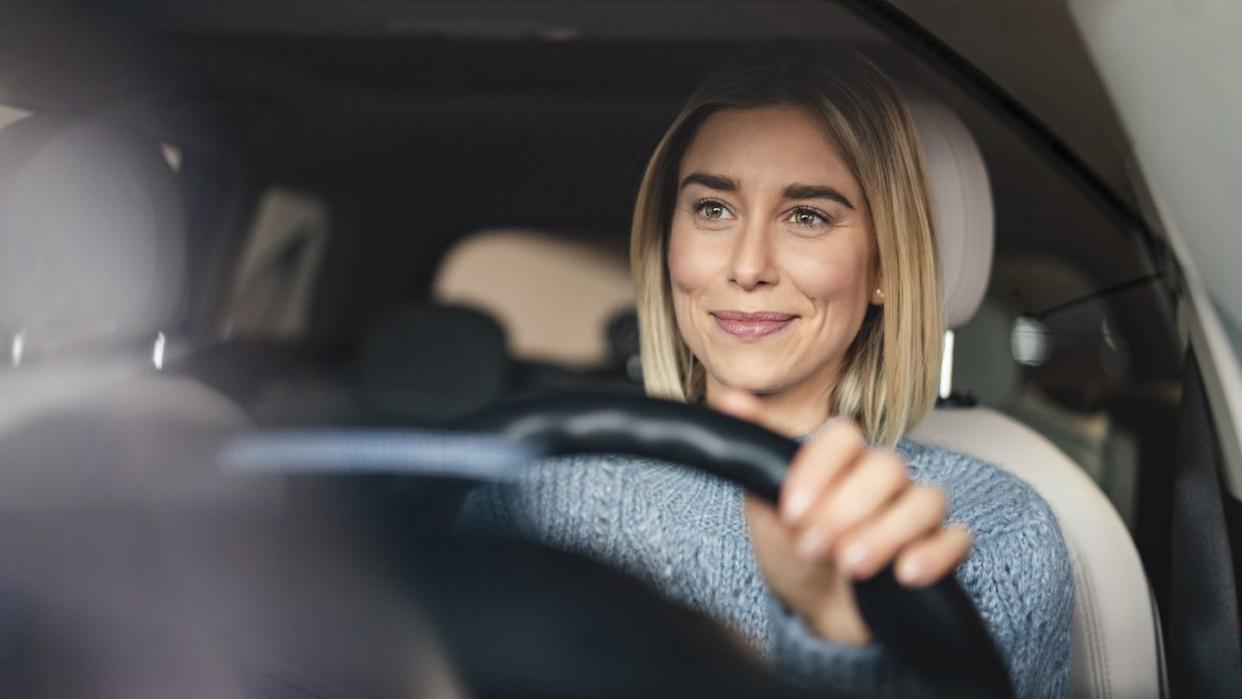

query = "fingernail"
[[796, 527, 833, 560], [896, 557, 925, 586], [839, 542, 870, 574], [782, 488, 814, 525]]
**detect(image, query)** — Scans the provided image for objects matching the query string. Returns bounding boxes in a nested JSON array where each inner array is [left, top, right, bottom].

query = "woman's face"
[[668, 105, 880, 401]]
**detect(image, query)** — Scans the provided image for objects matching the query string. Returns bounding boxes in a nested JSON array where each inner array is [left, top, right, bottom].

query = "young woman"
[[461, 48, 1072, 697]]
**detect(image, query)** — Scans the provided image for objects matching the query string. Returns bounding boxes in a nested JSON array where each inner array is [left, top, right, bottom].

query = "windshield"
[[0, 2, 1201, 696]]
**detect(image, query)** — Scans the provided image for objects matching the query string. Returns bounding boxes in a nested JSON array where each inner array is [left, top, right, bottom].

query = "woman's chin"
[[707, 362, 793, 396]]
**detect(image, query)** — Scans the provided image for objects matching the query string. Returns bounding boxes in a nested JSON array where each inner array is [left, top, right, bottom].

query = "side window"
[[221, 187, 329, 341], [953, 257, 1142, 527]]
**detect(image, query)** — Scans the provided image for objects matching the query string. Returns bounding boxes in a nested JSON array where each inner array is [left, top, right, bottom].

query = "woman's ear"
[[871, 272, 886, 306]]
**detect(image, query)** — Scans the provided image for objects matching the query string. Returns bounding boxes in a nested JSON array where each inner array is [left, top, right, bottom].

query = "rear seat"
[[187, 299, 643, 428], [175, 338, 363, 425], [358, 303, 511, 424]]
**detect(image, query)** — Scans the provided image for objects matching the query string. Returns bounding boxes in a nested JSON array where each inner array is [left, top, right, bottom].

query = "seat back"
[[910, 409, 1163, 697], [907, 95, 1164, 698], [0, 113, 279, 692], [0, 111, 272, 509]]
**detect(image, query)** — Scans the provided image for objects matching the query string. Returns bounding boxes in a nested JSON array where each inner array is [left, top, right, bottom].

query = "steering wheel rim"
[[467, 393, 1013, 698], [222, 392, 1013, 696]]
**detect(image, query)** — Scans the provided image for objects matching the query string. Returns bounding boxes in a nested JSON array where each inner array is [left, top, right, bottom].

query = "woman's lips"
[[711, 311, 797, 340]]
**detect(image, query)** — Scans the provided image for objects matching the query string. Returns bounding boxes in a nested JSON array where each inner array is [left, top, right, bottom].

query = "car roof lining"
[[3, 1, 1135, 207]]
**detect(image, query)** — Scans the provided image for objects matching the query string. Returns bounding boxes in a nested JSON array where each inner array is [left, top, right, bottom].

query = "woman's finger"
[[831, 485, 947, 579], [780, 420, 866, 526], [794, 449, 908, 561], [894, 525, 973, 588]]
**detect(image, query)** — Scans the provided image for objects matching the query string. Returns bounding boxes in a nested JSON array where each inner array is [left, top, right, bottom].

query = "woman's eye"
[[693, 200, 732, 221], [788, 207, 831, 228]]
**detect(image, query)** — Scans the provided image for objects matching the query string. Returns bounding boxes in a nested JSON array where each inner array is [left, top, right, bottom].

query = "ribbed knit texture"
[[457, 438, 1073, 697]]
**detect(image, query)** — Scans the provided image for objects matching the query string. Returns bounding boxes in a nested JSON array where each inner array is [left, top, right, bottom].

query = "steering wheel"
[[225, 392, 1013, 697], [466, 393, 1013, 698]]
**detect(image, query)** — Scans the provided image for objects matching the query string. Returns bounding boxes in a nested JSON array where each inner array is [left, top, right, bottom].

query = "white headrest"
[[0, 116, 185, 354], [906, 98, 994, 329]]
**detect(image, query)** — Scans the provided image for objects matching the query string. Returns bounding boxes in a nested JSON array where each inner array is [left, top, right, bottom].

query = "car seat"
[[0, 113, 262, 512], [906, 97, 1165, 698]]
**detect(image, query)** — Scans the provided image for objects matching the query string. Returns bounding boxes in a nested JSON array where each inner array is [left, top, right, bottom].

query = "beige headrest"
[[907, 98, 994, 329]]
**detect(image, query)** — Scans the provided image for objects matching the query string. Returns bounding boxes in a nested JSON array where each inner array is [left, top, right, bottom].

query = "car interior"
[[3, 1, 1237, 697]]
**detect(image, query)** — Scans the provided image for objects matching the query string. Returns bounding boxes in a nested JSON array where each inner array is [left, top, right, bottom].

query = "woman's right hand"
[[717, 389, 972, 645]]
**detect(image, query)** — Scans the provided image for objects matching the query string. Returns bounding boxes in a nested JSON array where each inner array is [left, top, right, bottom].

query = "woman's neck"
[[704, 370, 836, 438]]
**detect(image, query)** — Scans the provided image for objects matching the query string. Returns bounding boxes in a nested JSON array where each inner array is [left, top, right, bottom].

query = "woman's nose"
[[728, 220, 779, 290]]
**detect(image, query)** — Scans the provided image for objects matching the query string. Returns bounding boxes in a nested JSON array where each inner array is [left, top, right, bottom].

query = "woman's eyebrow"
[[680, 172, 738, 192], [783, 183, 854, 210]]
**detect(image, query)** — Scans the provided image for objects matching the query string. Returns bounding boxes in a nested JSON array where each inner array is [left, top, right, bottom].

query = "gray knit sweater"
[[457, 438, 1073, 697]]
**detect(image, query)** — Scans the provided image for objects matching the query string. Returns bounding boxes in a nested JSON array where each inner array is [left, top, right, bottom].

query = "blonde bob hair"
[[631, 48, 942, 447]]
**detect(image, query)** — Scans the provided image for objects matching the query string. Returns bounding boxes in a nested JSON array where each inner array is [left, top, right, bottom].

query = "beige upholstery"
[[433, 229, 635, 367], [908, 95, 1164, 698], [908, 98, 994, 330], [910, 410, 1162, 698]]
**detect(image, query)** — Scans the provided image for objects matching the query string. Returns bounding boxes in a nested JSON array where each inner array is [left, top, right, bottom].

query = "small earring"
[[874, 287, 886, 303]]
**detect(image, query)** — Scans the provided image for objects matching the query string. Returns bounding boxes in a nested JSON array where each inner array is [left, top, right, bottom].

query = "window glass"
[[222, 187, 330, 340]]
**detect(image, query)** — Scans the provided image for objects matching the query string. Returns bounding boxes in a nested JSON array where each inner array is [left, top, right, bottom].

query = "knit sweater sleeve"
[[947, 455, 1074, 698], [765, 443, 1074, 698], [454, 446, 1073, 698]]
